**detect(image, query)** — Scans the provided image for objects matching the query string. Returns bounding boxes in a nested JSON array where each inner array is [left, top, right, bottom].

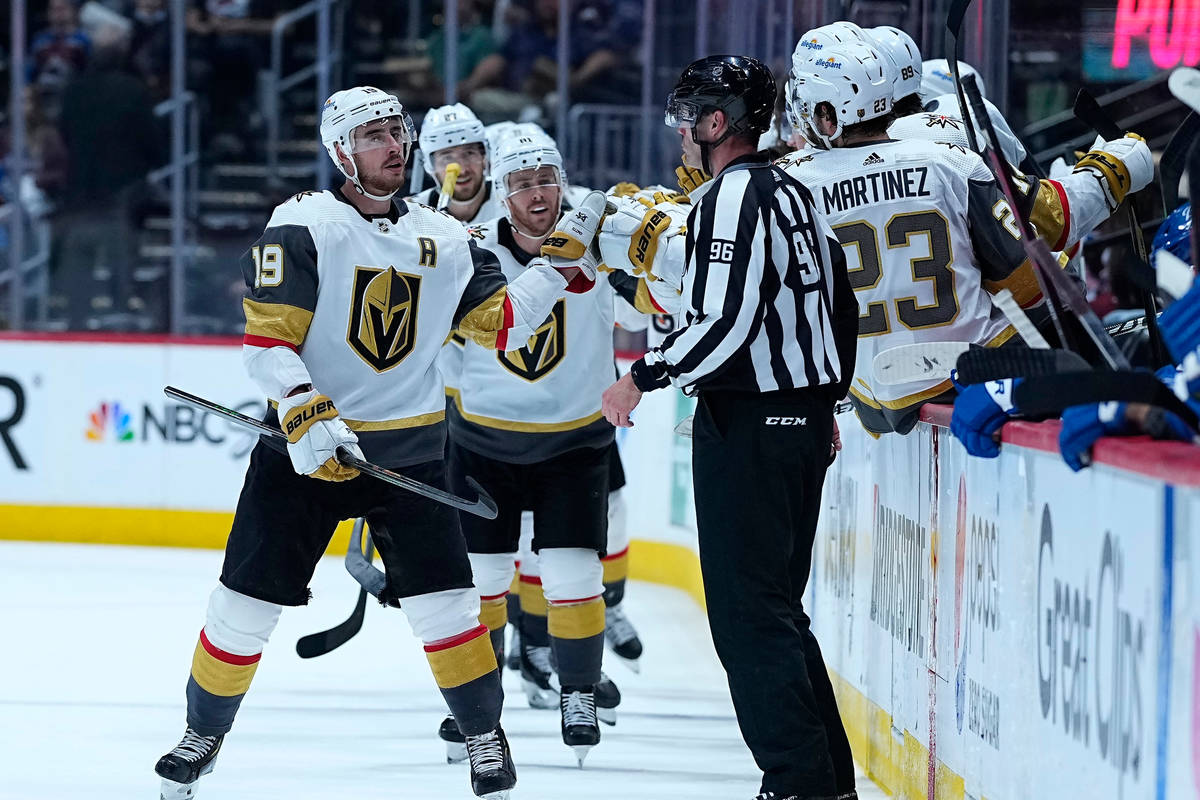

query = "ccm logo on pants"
[[764, 416, 807, 426]]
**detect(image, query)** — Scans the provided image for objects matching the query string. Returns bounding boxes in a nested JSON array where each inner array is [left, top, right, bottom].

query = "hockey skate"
[[604, 603, 644, 672], [155, 728, 223, 799], [438, 713, 468, 764], [519, 640, 560, 709], [466, 725, 517, 799], [594, 672, 621, 726], [560, 686, 600, 767]]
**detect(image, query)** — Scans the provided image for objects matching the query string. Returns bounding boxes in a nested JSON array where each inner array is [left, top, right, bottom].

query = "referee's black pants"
[[692, 388, 855, 799]]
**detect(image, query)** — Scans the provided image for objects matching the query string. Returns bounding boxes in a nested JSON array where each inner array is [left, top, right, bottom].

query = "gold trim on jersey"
[[242, 298, 313, 346], [346, 266, 422, 373], [451, 389, 604, 433], [458, 286, 508, 348], [1029, 180, 1067, 248], [343, 411, 446, 431], [633, 280, 665, 314], [496, 299, 566, 382]]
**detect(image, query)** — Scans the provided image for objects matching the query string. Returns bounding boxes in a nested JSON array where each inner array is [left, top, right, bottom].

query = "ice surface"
[[0, 542, 886, 799]]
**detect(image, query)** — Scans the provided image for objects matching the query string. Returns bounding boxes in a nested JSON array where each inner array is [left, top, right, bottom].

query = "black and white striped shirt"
[[630, 153, 859, 396]]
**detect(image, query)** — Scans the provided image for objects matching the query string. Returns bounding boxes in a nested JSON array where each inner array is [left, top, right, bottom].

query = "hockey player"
[[153, 86, 602, 800], [872, 35, 1153, 255], [414, 102, 504, 223], [443, 130, 622, 766]]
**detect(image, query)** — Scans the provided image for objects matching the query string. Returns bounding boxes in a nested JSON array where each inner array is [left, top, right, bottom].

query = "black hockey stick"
[[947, 0, 980, 154], [1072, 88, 1171, 367], [963, 75, 1130, 370], [1160, 111, 1200, 215], [164, 386, 498, 519], [296, 518, 374, 658]]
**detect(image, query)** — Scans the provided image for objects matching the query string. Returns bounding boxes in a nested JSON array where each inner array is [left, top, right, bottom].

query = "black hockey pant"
[[691, 387, 855, 799]]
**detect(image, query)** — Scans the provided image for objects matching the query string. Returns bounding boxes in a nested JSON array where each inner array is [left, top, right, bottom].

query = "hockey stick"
[[1072, 89, 1170, 367], [1159, 111, 1200, 215], [991, 288, 1051, 348], [163, 387, 498, 519], [872, 341, 974, 385], [963, 75, 1130, 370], [946, 0, 980, 154], [296, 518, 374, 658]]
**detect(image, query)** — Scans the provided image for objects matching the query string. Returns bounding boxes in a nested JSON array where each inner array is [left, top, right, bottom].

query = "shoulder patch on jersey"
[[466, 225, 488, 240], [934, 141, 970, 155], [292, 190, 319, 203], [923, 114, 963, 130], [776, 152, 816, 168]]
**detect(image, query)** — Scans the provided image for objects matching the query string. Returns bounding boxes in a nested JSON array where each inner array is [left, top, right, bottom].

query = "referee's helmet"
[[665, 55, 777, 142]]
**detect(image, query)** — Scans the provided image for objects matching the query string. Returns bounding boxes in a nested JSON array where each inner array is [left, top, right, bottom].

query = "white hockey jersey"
[[779, 141, 1031, 434], [889, 107, 1115, 253], [410, 184, 506, 225], [449, 216, 617, 464], [240, 189, 569, 467]]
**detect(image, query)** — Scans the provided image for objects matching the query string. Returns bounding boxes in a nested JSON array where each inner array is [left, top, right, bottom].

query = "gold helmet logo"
[[347, 266, 422, 372], [497, 299, 566, 382]]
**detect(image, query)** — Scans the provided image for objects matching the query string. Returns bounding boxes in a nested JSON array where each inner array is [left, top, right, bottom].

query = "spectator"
[[28, 0, 92, 98], [52, 24, 164, 330], [128, 0, 171, 101], [462, 0, 641, 122], [22, 87, 69, 217], [188, 0, 281, 156], [427, 0, 498, 99]]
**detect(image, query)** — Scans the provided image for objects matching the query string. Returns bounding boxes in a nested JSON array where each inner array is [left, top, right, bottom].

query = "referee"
[[601, 56, 860, 800]]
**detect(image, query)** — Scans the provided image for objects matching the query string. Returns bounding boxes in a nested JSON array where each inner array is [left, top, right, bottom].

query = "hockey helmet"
[[320, 86, 416, 201], [1153, 202, 1193, 265], [867, 26, 922, 101], [794, 41, 895, 149], [920, 58, 985, 102], [418, 102, 488, 175], [491, 130, 567, 219]]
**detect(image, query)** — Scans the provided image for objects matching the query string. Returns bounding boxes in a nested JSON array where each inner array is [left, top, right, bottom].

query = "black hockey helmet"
[[665, 55, 777, 140]]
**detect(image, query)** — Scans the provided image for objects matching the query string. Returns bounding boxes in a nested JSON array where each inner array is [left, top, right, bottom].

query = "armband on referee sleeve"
[[630, 355, 671, 392]]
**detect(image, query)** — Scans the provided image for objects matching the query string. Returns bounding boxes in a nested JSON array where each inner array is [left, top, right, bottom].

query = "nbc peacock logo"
[[86, 402, 134, 442]]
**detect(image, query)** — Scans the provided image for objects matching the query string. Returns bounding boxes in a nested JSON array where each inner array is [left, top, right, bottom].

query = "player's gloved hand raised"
[[675, 164, 710, 195], [949, 377, 1022, 458], [540, 190, 608, 293], [1058, 401, 1129, 472], [598, 195, 686, 284], [1073, 133, 1153, 210], [277, 388, 363, 481]]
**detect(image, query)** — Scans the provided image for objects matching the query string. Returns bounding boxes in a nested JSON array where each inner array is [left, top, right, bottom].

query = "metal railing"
[[0, 205, 52, 327], [567, 104, 662, 190], [262, 0, 346, 188]]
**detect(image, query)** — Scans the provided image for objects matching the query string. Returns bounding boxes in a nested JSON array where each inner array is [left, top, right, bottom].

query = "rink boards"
[[4, 336, 1200, 799], [810, 405, 1200, 800]]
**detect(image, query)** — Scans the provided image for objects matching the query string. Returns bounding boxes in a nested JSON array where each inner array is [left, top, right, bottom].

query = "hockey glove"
[[1058, 401, 1129, 472], [608, 181, 642, 198], [540, 190, 608, 292], [278, 389, 362, 481], [949, 377, 1021, 458], [675, 164, 710, 196], [1072, 133, 1153, 211]]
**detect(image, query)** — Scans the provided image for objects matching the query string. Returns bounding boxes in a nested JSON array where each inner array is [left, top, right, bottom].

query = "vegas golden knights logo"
[[497, 300, 566, 382], [347, 266, 422, 372]]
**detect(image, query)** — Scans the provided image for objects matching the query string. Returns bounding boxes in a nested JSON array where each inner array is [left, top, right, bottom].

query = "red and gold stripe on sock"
[[479, 592, 509, 632], [509, 569, 521, 597], [425, 625, 497, 689], [518, 574, 547, 617], [547, 596, 606, 641], [601, 546, 630, 584], [190, 628, 262, 697]]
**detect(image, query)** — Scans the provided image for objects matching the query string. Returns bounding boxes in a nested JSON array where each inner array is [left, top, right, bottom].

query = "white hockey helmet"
[[491, 131, 566, 221], [320, 86, 416, 201], [795, 41, 895, 149], [867, 26, 922, 100], [921, 58, 985, 102], [791, 22, 867, 71], [418, 102, 488, 175]]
